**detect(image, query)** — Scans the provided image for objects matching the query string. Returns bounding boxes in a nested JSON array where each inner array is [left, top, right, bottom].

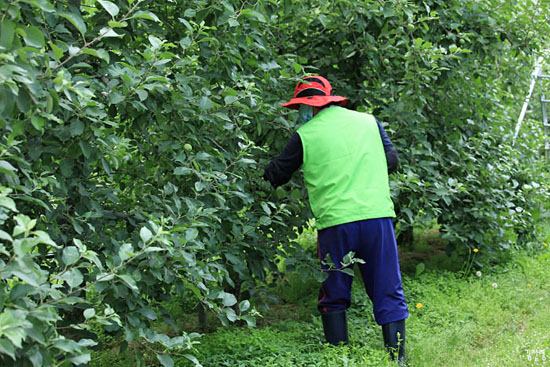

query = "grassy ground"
[[92, 222, 550, 367], [167, 251, 549, 367]]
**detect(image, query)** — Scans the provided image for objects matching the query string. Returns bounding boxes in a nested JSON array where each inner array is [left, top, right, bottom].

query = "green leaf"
[[0, 230, 13, 242], [402, 208, 414, 222], [238, 300, 250, 312], [214, 112, 231, 122], [16, 91, 31, 113], [60, 12, 87, 37], [118, 274, 138, 291], [0, 20, 16, 50], [132, 11, 160, 22], [82, 48, 110, 62], [290, 189, 301, 200], [275, 186, 287, 199], [194, 181, 205, 191], [183, 354, 201, 367], [62, 246, 80, 266], [180, 36, 192, 48], [222, 1, 235, 12], [148, 35, 162, 49], [0, 197, 17, 212], [14, 214, 36, 235], [31, 116, 45, 131], [83, 308, 95, 319], [185, 228, 198, 242], [415, 262, 426, 276], [78, 339, 98, 347], [23, 25, 45, 48], [340, 268, 355, 277], [140, 227, 152, 243], [183, 8, 196, 17], [64, 269, 84, 288], [25, 327, 46, 350], [199, 96, 214, 110], [224, 95, 238, 105], [118, 243, 134, 261], [12, 270, 40, 287], [53, 339, 80, 353], [259, 60, 280, 71], [0, 339, 16, 360], [157, 355, 174, 367], [79, 141, 92, 158], [33, 231, 57, 247], [96, 273, 115, 282], [73, 238, 86, 251], [240, 9, 266, 22], [144, 247, 165, 253], [138, 307, 157, 320], [70, 354, 91, 365], [16, 196, 49, 211], [221, 292, 237, 307], [70, 119, 85, 136], [108, 21, 128, 28], [96, 48, 111, 63], [241, 314, 256, 327], [19, 0, 55, 12], [174, 167, 192, 175], [383, 5, 395, 18], [261, 202, 271, 215], [98, 0, 119, 18], [4, 328, 26, 349], [10, 284, 34, 301], [225, 308, 237, 322], [101, 157, 111, 175], [99, 27, 123, 38], [67, 46, 81, 58], [60, 159, 73, 177], [136, 89, 148, 101], [83, 251, 103, 270]]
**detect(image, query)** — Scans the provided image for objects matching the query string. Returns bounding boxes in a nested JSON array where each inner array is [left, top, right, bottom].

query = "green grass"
[[170, 250, 550, 367], [92, 232, 550, 367], [405, 251, 550, 366]]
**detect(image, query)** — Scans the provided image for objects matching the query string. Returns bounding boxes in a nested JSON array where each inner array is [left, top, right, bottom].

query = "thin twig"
[[1, 0, 18, 22], [53, 0, 144, 71]]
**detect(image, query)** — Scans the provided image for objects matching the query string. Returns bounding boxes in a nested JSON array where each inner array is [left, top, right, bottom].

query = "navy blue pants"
[[317, 218, 409, 325]]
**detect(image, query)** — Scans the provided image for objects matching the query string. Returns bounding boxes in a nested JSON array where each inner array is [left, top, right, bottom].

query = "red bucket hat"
[[281, 75, 348, 110]]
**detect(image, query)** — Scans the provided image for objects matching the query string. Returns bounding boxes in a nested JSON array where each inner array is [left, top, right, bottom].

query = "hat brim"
[[281, 95, 348, 110]]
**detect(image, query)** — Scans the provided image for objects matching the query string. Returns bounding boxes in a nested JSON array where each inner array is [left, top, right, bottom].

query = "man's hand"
[[262, 162, 276, 187]]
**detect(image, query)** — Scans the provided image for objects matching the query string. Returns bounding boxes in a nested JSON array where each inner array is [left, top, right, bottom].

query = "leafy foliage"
[[277, 0, 550, 252], [0, 0, 549, 365]]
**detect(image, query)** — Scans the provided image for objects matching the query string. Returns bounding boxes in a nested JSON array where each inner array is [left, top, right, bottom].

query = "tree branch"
[[53, 0, 144, 71], [38, 231, 160, 307], [1, 0, 18, 22]]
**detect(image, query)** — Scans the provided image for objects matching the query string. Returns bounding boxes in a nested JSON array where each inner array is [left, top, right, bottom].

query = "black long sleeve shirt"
[[263, 118, 399, 188]]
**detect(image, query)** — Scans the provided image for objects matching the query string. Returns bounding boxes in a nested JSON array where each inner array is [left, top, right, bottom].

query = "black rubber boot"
[[382, 319, 406, 366], [321, 310, 349, 345]]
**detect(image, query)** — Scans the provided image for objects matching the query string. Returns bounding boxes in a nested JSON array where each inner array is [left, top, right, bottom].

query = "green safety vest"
[[296, 107, 395, 230]]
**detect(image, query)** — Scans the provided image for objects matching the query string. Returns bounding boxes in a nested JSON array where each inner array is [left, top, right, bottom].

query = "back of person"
[[297, 106, 395, 230], [264, 76, 408, 365]]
